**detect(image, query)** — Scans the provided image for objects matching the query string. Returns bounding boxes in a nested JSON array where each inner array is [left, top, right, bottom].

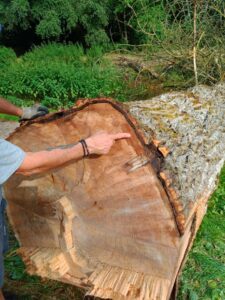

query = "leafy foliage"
[[0, 0, 224, 87], [0, 46, 16, 68], [109, 0, 225, 84], [0, 44, 143, 108], [124, 0, 168, 43], [0, 0, 110, 45]]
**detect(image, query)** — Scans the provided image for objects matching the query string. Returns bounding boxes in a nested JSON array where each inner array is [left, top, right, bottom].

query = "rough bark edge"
[[169, 191, 213, 299], [8, 97, 186, 234]]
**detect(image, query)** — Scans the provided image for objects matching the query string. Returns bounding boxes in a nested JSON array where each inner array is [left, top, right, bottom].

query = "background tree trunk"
[[4, 83, 225, 300]]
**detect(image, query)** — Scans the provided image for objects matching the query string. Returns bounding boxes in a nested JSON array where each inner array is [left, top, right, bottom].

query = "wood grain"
[[5, 83, 225, 299]]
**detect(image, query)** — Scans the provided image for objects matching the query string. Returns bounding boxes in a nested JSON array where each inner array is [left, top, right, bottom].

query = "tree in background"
[[0, 0, 224, 84], [0, 0, 110, 47], [0, 0, 224, 49]]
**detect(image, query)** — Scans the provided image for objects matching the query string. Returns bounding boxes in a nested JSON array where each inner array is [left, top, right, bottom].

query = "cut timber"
[[4, 83, 225, 300]]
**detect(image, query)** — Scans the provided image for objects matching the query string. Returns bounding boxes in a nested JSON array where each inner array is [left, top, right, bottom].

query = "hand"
[[21, 104, 49, 121], [85, 132, 131, 155]]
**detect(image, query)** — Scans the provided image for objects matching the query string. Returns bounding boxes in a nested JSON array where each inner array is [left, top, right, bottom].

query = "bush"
[[0, 44, 134, 108], [0, 46, 16, 69]]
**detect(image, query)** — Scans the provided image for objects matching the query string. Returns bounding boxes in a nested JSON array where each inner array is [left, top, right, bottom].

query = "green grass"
[[4, 230, 85, 299], [178, 167, 225, 300], [0, 114, 18, 121]]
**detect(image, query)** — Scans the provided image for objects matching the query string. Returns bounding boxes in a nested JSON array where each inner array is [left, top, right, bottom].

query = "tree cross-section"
[[5, 83, 225, 299]]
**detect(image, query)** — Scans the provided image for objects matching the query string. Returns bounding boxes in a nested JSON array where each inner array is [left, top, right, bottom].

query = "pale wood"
[[4, 83, 225, 299]]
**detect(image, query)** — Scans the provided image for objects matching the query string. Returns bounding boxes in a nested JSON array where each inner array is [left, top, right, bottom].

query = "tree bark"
[[4, 83, 225, 300]]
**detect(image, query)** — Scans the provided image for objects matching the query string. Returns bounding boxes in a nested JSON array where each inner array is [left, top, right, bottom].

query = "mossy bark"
[[128, 83, 225, 232]]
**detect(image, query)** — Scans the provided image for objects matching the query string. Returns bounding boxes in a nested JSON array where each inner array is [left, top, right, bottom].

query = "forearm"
[[0, 289, 5, 300], [16, 131, 131, 176], [17, 143, 84, 176], [0, 97, 22, 117]]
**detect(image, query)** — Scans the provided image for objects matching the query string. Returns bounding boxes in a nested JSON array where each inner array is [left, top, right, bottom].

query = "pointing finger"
[[111, 133, 131, 140]]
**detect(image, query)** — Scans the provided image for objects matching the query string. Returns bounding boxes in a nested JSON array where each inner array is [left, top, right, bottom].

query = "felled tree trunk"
[[5, 83, 225, 300]]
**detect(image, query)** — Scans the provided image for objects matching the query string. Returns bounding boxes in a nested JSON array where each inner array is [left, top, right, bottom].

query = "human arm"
[[0, 97, 48, 120], [0, 97, 22, 117], [17, 143, 84, 176], [0, 289, 5, 300], [16, 132, 131, 176]]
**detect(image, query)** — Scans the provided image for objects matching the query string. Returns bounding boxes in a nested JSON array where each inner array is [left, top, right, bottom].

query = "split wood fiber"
[[5, 83, 225, 300]]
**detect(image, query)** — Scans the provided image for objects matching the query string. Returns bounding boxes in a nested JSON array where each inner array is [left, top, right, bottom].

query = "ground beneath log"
[[1, 120, 85, 300], [0, 120, 19, 139]]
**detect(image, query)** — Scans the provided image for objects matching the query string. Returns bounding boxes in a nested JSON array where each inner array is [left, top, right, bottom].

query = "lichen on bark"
[[128, 83, 225, 221]]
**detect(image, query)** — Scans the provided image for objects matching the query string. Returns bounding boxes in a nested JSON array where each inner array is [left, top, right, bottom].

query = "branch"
[[211, 5, 225, 18], [193, 0, 198, 85]]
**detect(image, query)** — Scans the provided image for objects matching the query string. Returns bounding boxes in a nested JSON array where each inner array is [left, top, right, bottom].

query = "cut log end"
[[5, 83, 225, 299]]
